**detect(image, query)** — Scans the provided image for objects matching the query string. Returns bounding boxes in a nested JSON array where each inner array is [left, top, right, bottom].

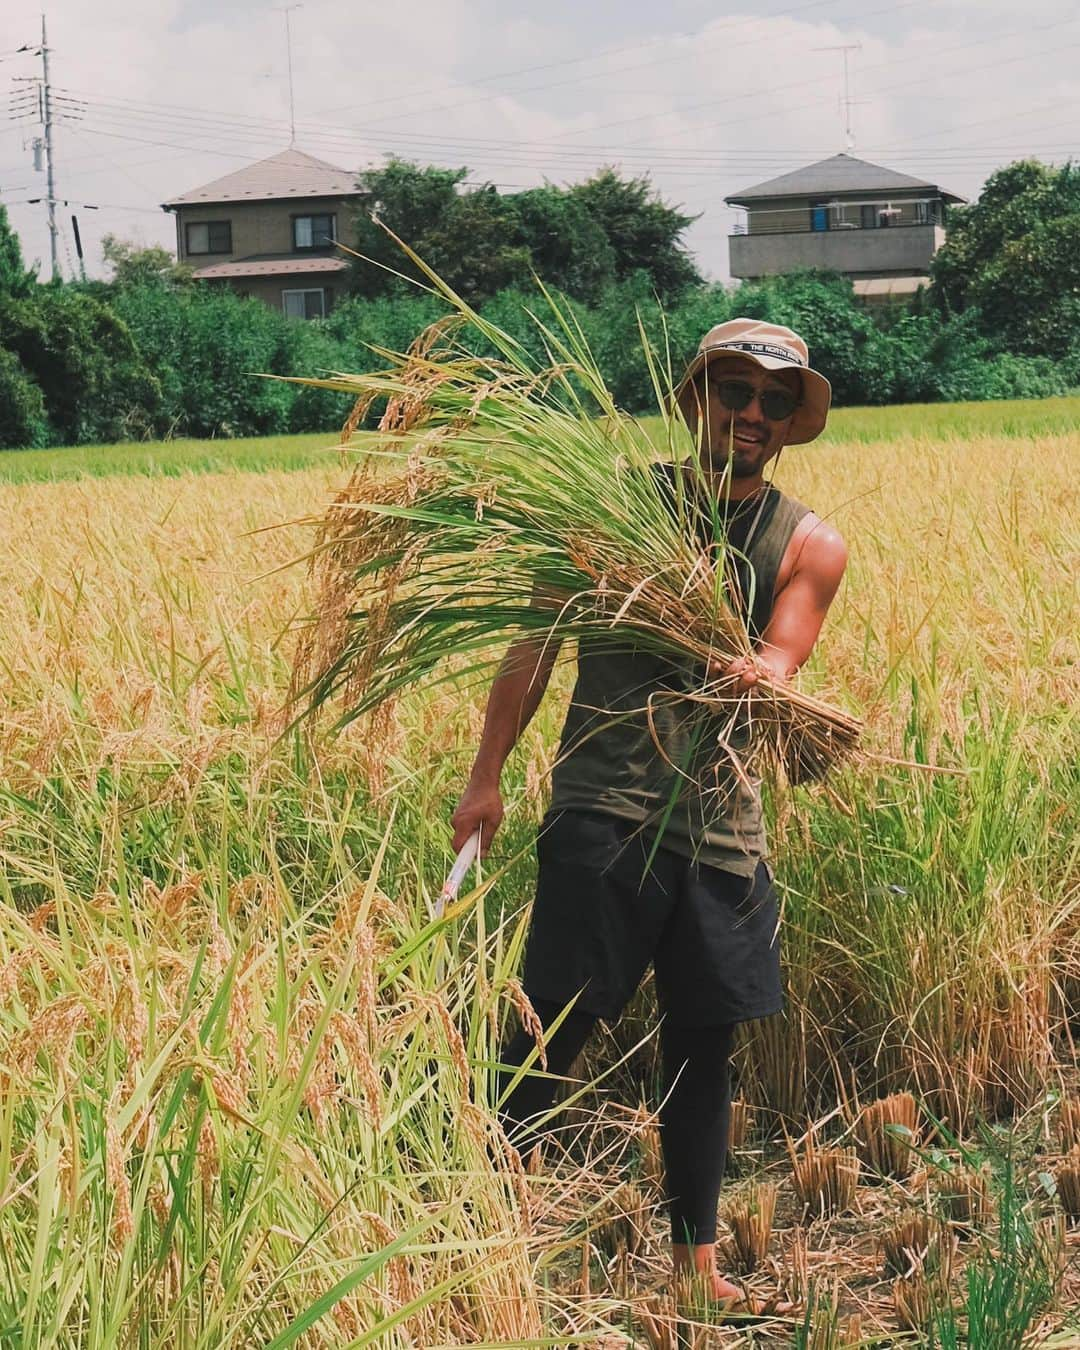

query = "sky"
[[1, 0, 1078, 283]]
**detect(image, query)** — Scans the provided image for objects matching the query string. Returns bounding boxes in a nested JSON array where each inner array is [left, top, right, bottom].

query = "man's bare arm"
[[451, 631, 563, 854], [716, 519, 848, 689]]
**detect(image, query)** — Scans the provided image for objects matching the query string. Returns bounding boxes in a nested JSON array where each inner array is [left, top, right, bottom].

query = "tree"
[[102, 234, 193, 288], [930, 160, 1080, 313], [732, 271, 895, 405], [0, 288, 160, 444], [0, 347, 48, 448], [0, 205, 35, 297], [569, 168, 702, 301], [972, 214, 1080, 357], [510, 186, 616, 304], [350, 160, 703, 306], [350, 160, 470, 298]]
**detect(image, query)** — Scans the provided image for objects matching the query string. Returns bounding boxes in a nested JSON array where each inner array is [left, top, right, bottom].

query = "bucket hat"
[[673, 317, 832, 446]]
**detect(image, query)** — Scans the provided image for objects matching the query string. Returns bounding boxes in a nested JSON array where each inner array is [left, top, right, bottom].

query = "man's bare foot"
[[673, 1267, 798, 1318], [671, 1242, 797, 1315]]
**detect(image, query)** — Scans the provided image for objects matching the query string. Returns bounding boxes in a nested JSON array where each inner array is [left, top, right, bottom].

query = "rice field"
[[0, 402, 1077, 1346]]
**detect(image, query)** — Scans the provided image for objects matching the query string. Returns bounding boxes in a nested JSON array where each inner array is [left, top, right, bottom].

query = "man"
[[451, 318, 847, 1308]]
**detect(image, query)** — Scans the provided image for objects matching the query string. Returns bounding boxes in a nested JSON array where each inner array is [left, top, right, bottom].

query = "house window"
[[914, 200, 930, 225], [293, 214, 336, 250], [282, 288, 326, 320], [860, 204, 878, 229], [186, 221, 232, 255], [810, 201, 829, 232]]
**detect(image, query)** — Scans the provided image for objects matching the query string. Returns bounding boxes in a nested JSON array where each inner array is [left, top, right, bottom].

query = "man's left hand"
[[708, 652, 786, 692]]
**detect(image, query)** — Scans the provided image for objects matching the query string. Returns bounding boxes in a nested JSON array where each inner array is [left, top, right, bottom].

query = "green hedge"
[[0, 271, 1076, 450]]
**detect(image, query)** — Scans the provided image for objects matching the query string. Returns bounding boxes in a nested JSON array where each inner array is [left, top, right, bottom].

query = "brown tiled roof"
[[193, 255, 350, 279], [164, 148, 358, 208], [725, 154, 965, 205]]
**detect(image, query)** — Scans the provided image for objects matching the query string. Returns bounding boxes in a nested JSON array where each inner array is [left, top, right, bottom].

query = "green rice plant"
[[929, 1153, 1064, 1349], [0, 813, 627, 1347]]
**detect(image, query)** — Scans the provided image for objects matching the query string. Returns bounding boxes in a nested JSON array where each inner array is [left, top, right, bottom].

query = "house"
[[724, 153, 966, 301], [162, 148, 360, 318]]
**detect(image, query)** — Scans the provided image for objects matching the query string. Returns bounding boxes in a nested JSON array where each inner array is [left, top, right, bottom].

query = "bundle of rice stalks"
[[728, 1097, 756, 1152], [892, 1275, 936, 1333], [593, 1181, 651, 1258], [790, 1139, 860, 1219], [880, 1211, 956, 1281], [1058, 1098, 1080, 1151], [1054, 1147, 1080, 1220], [935, 1163, 993, 1231], [288, 246, 861, 791], [855, 1091, 921, 1178], [724, 1180, 778, 1273]]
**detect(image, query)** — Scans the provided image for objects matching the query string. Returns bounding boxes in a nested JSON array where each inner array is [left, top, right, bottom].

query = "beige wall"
[[744, 192, 942, 236], [208, 272, 343, 315], [175, 196, 359, 263], [730, 222, 946, 280]]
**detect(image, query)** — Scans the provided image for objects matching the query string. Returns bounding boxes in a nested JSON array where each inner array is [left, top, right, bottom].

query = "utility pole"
[[815, 43, 861, 153], [41, 13, 60, 279]]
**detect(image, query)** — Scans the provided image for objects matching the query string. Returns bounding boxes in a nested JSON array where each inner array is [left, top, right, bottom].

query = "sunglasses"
[[709, 378, 800, 423]]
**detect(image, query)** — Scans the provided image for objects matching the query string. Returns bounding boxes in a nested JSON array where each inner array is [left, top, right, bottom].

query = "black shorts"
[[522, 809, 784, 1028]]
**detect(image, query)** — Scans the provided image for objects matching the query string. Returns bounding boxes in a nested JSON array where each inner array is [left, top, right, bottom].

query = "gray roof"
[[725, 154, 965, 205], [163, 148, 359, 208]]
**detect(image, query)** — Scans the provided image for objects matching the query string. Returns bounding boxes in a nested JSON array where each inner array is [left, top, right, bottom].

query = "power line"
[[338, 0, 928, 133], [44, 10, 1077, 175], [307, 0, 866, 121], [547, 9, 1080, 142]]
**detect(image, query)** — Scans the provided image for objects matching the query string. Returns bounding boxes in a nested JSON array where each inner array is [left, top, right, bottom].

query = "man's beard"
[[707, 441, 766, 477]]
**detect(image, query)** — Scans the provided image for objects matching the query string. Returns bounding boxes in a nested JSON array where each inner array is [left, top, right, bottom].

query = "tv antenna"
[[815, 42, 861, 153], [276, 4, 303, 145]]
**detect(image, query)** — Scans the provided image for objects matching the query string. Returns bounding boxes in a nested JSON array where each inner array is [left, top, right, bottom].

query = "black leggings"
[[495, 997, 735, 1245]]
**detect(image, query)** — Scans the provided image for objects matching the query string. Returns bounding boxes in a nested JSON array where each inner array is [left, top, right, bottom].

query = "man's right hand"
[[451, 779, 504, 856]]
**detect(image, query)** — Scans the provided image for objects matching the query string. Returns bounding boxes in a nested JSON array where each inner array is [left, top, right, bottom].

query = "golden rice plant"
[[0, 832, 633, 1347], [855, 1091, 921, 1178]]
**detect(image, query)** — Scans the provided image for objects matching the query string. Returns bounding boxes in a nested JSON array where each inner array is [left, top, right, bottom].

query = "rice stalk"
[[1054, 1147, 1080, 1220], [855, 1091, 921, 1178], [789, 1137, 860, 1220], [935, 1163, 993, 1232], [723, 1180, 777, 1273], [286, 263, 862, 794]]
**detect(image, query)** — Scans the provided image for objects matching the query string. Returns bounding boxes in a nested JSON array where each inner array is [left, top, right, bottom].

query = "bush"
[[0, 288, 160, 444], [0, 347, 48, 449], [113, 285, 296, 438]]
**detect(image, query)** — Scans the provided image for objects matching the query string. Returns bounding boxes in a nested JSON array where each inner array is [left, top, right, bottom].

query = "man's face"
[[693, 357, 802, 479]]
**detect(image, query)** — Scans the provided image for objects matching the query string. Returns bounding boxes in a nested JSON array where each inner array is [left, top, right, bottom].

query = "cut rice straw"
[[285, 231, 862, 793]]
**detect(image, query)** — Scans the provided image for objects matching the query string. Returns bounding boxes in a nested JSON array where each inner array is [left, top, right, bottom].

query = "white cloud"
[[1, 0, 1078, 282]]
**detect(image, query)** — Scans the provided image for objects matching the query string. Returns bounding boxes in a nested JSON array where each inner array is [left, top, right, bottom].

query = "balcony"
[[729, 223, 946, 280]]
